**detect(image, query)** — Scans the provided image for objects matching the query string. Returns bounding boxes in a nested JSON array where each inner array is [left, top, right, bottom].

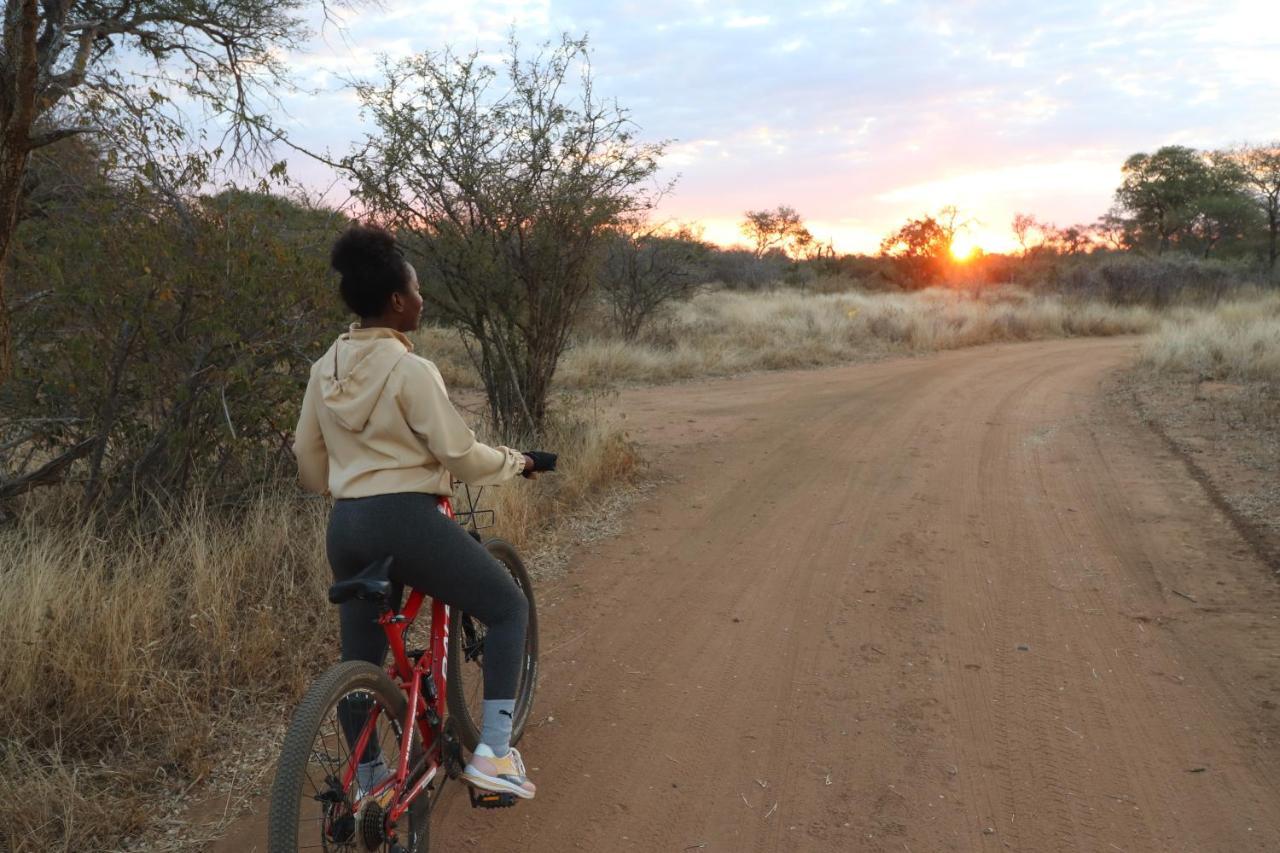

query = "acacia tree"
[[1092, 208, 1129, 251], [345, 36, 666, 436], [1012, 212, 1044, 256], [741, 205, 812, 258], [1115, 147, 1210, 253], [1012, 213, 1095, 257], [1229, 142, 1280, 269], [599, 223, 709, 341], [0, 0, 349, 381], [934, 204, 972, 248], [879, 214, 951, 287], [1053, 224, 1093, 255], [1115, 146, 1264, 259]]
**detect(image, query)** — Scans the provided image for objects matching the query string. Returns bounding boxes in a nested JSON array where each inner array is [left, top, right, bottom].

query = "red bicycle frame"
[[342, 496, 455, 824]]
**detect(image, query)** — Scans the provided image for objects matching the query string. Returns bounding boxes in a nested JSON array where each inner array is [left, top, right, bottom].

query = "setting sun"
[[950, 236, 981, 261]]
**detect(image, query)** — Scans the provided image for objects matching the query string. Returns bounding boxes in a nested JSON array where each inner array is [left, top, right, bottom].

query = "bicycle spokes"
[[294, 687, 407, 852], [460, 614, 486, 663]]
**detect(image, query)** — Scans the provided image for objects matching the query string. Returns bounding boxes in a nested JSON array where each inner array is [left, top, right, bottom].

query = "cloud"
[[367, 0, 551, 33], [276, 0, 1280, 252], [724, 14, 772, 29], [875, 159, 1121, 209]]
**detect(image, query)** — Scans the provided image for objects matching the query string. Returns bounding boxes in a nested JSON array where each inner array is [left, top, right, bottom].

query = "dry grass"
[[415, 325, 479, 389], [1138, 292, 1280, 382], [485, 396, 639, 554], [0, 493, 330, 852], [0, 405, 635, 853], [559, 287, 1157, 387], [1130, 290, 1280, 568], [415, 287, 1159, 391]]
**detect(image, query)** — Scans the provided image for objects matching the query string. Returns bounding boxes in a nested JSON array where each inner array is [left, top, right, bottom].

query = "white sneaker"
[[462, 743, 536, 799]]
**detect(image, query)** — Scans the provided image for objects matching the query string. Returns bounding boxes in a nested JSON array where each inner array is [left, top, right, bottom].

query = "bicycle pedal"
[[468, 785, 519, 809]]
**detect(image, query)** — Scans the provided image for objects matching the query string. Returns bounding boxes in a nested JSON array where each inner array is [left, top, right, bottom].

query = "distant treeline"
[[728, 143, 1280, 290]]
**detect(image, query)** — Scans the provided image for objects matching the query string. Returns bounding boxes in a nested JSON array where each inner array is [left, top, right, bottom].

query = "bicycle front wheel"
[[446, 539, 539, 750], [267, 660, 428, 853]]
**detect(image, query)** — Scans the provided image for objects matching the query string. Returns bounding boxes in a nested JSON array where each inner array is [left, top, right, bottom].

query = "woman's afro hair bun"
[[330, 223, 402, 277], [330, 223, 410, 318]]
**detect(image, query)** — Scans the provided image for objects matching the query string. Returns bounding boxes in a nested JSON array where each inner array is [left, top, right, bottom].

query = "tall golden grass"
[[0, 405, 635, 852], [1139, 292, 1280, 381], [420, 287, 1161, 390], [0, 492, 330, 851]]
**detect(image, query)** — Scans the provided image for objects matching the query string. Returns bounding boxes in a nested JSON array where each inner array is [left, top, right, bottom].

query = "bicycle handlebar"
[[521, 450, 558, 476]]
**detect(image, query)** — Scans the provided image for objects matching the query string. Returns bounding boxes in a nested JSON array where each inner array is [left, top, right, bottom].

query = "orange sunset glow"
[[950, 237, 980, 261], [683, 215, 1027, 258], [281, 2, 1279, 263]]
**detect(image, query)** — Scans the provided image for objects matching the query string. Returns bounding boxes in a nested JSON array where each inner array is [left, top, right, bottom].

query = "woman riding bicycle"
[[292, 223, 551, 800]]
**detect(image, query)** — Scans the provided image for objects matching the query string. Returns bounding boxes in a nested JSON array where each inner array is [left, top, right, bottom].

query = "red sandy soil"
[[211, 338, 1280, 853]]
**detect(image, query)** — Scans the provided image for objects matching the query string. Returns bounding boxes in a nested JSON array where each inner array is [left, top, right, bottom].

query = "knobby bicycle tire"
[[267, 660, 428, 853], [445, 538, 539, 751]]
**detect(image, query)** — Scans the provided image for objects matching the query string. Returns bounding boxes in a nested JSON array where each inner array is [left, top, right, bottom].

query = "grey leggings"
[[327, 493, 529, 756]]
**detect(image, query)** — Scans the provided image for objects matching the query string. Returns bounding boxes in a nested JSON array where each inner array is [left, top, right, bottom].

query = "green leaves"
[[1, 159, 345, 511], [1114, 145, 1266, 259]]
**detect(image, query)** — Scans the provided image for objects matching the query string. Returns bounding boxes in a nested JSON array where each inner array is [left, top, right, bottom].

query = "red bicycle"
[[267, 491, 539, 852]]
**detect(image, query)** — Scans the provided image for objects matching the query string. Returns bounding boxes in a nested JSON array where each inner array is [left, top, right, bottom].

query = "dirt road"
[[218, 338, 1280, 852]]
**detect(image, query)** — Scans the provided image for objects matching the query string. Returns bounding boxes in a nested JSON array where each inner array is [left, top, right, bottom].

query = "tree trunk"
[[619, 306, 643, 342], [82, 312, 144, 507], [1269, 207, 1277, 272], [469, 327, 536, 441], [1202, 232, 1217, 259], [524, 346, 553, 435], [0, 0, 41, 383], [0, 144, 22, 378], [0, 210, 16, 381]]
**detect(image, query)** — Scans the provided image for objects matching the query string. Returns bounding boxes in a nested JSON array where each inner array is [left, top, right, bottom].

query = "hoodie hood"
[[319, 325, 413, 431]]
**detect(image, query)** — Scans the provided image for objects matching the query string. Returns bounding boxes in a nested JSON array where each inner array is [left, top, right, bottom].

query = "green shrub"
[[1047, 253, 1262, 306], [1, 179, 343, 513]]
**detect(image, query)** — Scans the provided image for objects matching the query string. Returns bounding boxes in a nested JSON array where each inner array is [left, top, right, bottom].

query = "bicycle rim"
[[268, 661, 429, 853]]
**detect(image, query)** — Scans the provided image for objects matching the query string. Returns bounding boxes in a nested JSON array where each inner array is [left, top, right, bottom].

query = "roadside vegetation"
[[422, 255, 1275, 392], [1131, 294, 1280, 557], [1140, 295, 1280, 383], [0, 405, 636, 851], [476, 287, 1157, 389]]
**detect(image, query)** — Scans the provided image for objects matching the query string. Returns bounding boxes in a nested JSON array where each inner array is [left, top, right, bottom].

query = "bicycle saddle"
[[328, 555, 394, 605]]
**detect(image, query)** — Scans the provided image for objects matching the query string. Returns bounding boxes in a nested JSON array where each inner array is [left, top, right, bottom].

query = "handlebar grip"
[[522, 450, 558, 475]]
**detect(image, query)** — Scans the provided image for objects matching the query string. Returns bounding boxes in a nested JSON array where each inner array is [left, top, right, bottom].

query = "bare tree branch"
[[0, 435, 93, 498]]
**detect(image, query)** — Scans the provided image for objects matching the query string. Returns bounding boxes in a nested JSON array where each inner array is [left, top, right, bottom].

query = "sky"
[[275, 0, 1280, 254]]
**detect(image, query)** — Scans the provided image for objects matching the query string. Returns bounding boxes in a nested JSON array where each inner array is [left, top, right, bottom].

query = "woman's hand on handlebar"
[[521, 450, 557, 479]]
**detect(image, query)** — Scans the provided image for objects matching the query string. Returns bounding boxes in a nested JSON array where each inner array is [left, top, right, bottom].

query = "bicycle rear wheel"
[[446, 539, 539, 751], [268, 660, 429, 853]]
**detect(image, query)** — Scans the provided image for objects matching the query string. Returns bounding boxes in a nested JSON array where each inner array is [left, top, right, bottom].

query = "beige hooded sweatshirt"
[[292, 325, 526, 498]]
